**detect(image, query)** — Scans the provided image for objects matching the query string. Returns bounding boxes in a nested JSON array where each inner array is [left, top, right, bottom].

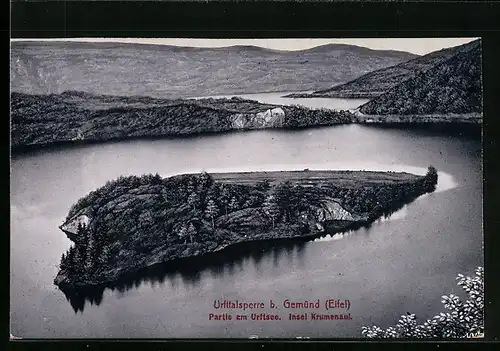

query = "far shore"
[[11, 90, 482, 156], [282, 92, 382, 99]]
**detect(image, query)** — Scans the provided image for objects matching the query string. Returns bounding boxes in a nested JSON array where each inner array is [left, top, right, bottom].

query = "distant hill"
[[358, 40, 482, 115], [287, 39, 480, 99], [10, 41, 417, 98]]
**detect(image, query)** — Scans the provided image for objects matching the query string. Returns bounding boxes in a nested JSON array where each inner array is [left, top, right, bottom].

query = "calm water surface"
[[10, 93, 482, 338]]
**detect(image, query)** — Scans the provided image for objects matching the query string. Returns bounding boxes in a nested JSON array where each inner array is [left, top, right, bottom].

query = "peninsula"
[[54, 167, 438, 289], [11, 92, 354, 153]]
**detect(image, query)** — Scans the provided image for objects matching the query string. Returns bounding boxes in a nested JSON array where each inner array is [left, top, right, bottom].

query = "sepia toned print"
[[10, 38, 483, 339]]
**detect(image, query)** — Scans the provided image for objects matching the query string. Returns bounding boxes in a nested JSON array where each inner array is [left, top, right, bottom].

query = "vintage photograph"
[[10, 37, 483, 339]]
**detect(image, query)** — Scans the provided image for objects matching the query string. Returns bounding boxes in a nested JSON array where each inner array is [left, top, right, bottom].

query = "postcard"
[[10, 37, 483, 339]]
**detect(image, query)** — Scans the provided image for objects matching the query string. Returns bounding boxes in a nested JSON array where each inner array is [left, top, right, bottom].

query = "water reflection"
[[59, 238, 308, 313], [362, 123, 482, 139]]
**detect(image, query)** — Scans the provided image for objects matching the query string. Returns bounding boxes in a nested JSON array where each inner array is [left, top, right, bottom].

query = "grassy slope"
[[288, 39, 480, 99], [10, 41, 417, 98], [358, 40, 482, 115], [211, 170, 420, 186]]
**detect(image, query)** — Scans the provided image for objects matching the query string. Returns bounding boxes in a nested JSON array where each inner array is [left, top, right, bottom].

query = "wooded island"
[[54, 167, 438, 289]]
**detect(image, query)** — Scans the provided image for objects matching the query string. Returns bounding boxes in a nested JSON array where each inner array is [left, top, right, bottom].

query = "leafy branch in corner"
[[361, 267, 484, 338]]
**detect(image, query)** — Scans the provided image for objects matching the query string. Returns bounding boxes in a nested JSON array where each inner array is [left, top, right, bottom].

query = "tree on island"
[[68, 246, 76, 264], [198, 172, 213, 190], [274, 181, 293, 222], [205, 199, 219, 230], [186, 223, 197, 243], [98, 245, 110, 267], [59, 252, 68, 272], [84, 229, 96, 273], [220, 185, 231, 215], [256, 179, 271, 193], [263, 194, 280, 229], [178, 224, 188, 244], [72, 222, 90, 276], [187, 180, 195, 194], [424, 165, 439, 191], [187, 191, 200, 211], [228, 196, 239, 213], [73, 245, 85, 277]]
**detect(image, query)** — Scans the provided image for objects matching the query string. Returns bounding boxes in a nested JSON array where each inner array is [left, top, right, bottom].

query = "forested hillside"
[[359, 40, 482, 115], [287, 39, 480, 99]]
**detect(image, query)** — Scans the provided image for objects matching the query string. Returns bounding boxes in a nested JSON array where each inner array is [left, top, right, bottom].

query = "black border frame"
[[9, 1, 500, 37], [7, 0, 500, 348]]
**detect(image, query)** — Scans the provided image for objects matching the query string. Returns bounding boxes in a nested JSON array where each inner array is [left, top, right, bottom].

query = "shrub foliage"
[[361, 267, 484, 338]]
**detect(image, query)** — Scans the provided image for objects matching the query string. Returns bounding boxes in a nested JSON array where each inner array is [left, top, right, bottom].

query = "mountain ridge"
[[10, 41, 418, 98], [11, 40, 419, 57]]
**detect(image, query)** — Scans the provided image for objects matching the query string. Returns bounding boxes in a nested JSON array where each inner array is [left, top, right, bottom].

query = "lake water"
[[10, 93, 482, 338]]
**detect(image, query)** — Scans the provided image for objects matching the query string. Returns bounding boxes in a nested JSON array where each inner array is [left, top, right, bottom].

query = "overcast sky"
[[11, 37, 479, 55]]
